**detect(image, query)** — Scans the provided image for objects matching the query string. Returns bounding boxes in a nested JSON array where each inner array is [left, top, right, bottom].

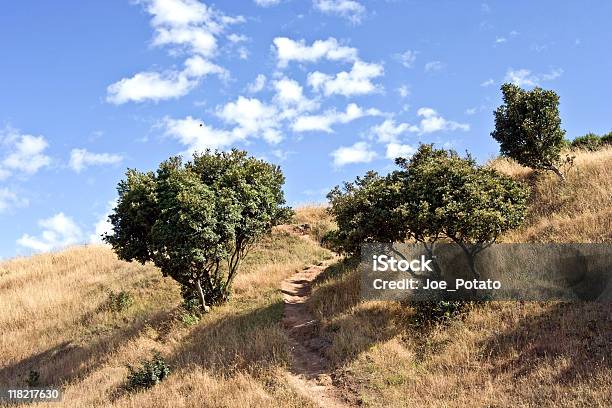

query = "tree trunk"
[[550, 165, 566, 181], [195, 280, 210, 313]]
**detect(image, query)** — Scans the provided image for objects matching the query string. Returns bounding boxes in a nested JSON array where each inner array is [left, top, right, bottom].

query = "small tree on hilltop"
[[396, 144, 529, 279], [324, 171, 406, 256], [491, 83, 569, 180], [104, 150, 291, 312]]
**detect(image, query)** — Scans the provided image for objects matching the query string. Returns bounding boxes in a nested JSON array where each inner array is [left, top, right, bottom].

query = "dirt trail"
[[281, 261, 350, 408]]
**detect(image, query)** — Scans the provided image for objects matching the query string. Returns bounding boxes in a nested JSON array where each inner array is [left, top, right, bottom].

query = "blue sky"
[[1, 0, 611, 259]]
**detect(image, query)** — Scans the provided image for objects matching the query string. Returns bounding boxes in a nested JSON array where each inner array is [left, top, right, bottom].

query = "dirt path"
[[281, 261, 351, 408]]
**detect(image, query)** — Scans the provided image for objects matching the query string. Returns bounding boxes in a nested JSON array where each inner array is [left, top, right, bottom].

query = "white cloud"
[[69, 149, 123, 173], [273, 77, 319, 117], [504, 68, 563, 87], [397, 85, 410, 99], [0, 188, 28, 213], [308, 60, 384, 97], [107, 0, 242, 104], [313, 0, 366, 24], [394, 50, 417, 68], [227, 33, 247, 43], [162, 116, 240, 152], [292, 103, 381, 133], [465, 107, 477, 115], [331, 141, 376, 167], [425, 61, 444, 72], [247, 74, 267, 93], [370, 119, 418, 143], [481, 78, 495, 87], [495, 37, 507, 44], [217, 96, 282, 144], [89, 201, 116, 244], [273, 37, 358, 68], [385, 143, 416, 160], [254, 0, 281, 6], [1, 130, 51, 178], [416, 107, 470, 134], [17, 213, 83, 253], [107, 56, 225, 104]]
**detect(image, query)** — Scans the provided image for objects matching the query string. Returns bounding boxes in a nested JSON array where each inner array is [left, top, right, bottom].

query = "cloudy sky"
[[1, 0, 611, 258]]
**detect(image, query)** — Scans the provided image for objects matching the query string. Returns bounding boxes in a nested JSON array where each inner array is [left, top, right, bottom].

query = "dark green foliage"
[[107, 290, 134, 312], [601, 132, 612, 145], [396, 144, 529, 279], [411, 301, 471, 326], [105, 149, 291, 311], [491, 83, 568, 179], [126, 353, 170, 391], [26, 370, 40, 387], [571, 133, 601, 151], [323, 171, 406, 256]]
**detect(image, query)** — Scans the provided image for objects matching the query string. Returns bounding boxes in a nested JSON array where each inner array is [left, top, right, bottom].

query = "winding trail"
[[281, 261, 350, 408]]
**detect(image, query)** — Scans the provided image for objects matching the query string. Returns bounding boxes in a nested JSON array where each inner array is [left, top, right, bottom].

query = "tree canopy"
[[104, 149, 292, 311]]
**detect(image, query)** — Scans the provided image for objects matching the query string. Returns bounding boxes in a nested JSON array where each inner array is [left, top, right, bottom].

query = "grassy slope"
[[306, 148, 612, 407], [0, 231, 331, 407]]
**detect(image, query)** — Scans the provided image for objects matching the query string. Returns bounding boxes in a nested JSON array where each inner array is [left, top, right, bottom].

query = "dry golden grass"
[[0, 231, 331, 407], [292, 204, 336, 243], [489, 147, 612, 242], [303, 149, 612, 407]]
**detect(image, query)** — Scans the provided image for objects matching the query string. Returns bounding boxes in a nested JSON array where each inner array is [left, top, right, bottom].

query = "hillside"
[[1, 148, 611, 407]]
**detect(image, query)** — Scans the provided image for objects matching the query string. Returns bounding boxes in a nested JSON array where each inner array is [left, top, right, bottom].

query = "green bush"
[[571, 133, 601, 151], [491, 83, 568, 179], [107, 290, 134, 312], [104, 150, 292, 312], [411, 301, 470, 326], [126, 353, 170, 391], [601, 132, 612, 145]]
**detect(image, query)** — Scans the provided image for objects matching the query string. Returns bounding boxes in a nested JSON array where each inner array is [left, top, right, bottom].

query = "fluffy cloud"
[[385, 143, 416, 160], [17, 213, 83, 253], [308, 60, 384, 97], [162, 116, 240, 152], [394, 50, 417, 68], [504, 68, 563, 87], [1, 130, 51, 178], [107, 56, 225, 104], [292, 103, 381, 133], [313, 0, 366, 24], [397, 85, 410, 99], [0, 188, 28, 213], [247, 74, 266, 93], [481, 78, 495, 87], [370, 119, 418, 143], [107, 0, 242, 104], [273, 37, 358, 68], [89, 201, 116, 244], [69, 149, 123, 173], [273, 77, 319, 117], [217, 96, 282, 144], [416, 107, 470, 133], [331, 141, 376, 167]]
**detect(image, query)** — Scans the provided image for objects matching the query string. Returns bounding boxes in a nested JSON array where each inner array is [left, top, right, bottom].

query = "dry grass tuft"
[[291, 204, 336, 243]]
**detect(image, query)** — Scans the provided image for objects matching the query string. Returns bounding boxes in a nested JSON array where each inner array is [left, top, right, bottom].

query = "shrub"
[[571, 133, 601, 151], [324, 171, 406, 256], [601, 132, 612, 145], [105, 150, 292, 312], [395, 144, 529, 279], [126, 353, 170, 391], [491, 83, 569, 180], [26, 370, 40, 387], [411, 301, 470, 326], [107, 290, 134, 312]]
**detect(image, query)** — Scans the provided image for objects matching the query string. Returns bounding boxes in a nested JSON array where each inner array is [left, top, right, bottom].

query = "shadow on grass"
[[166, 299, 289, 376], [0, 308, 176, 389], [480, 301, 612, 384]]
